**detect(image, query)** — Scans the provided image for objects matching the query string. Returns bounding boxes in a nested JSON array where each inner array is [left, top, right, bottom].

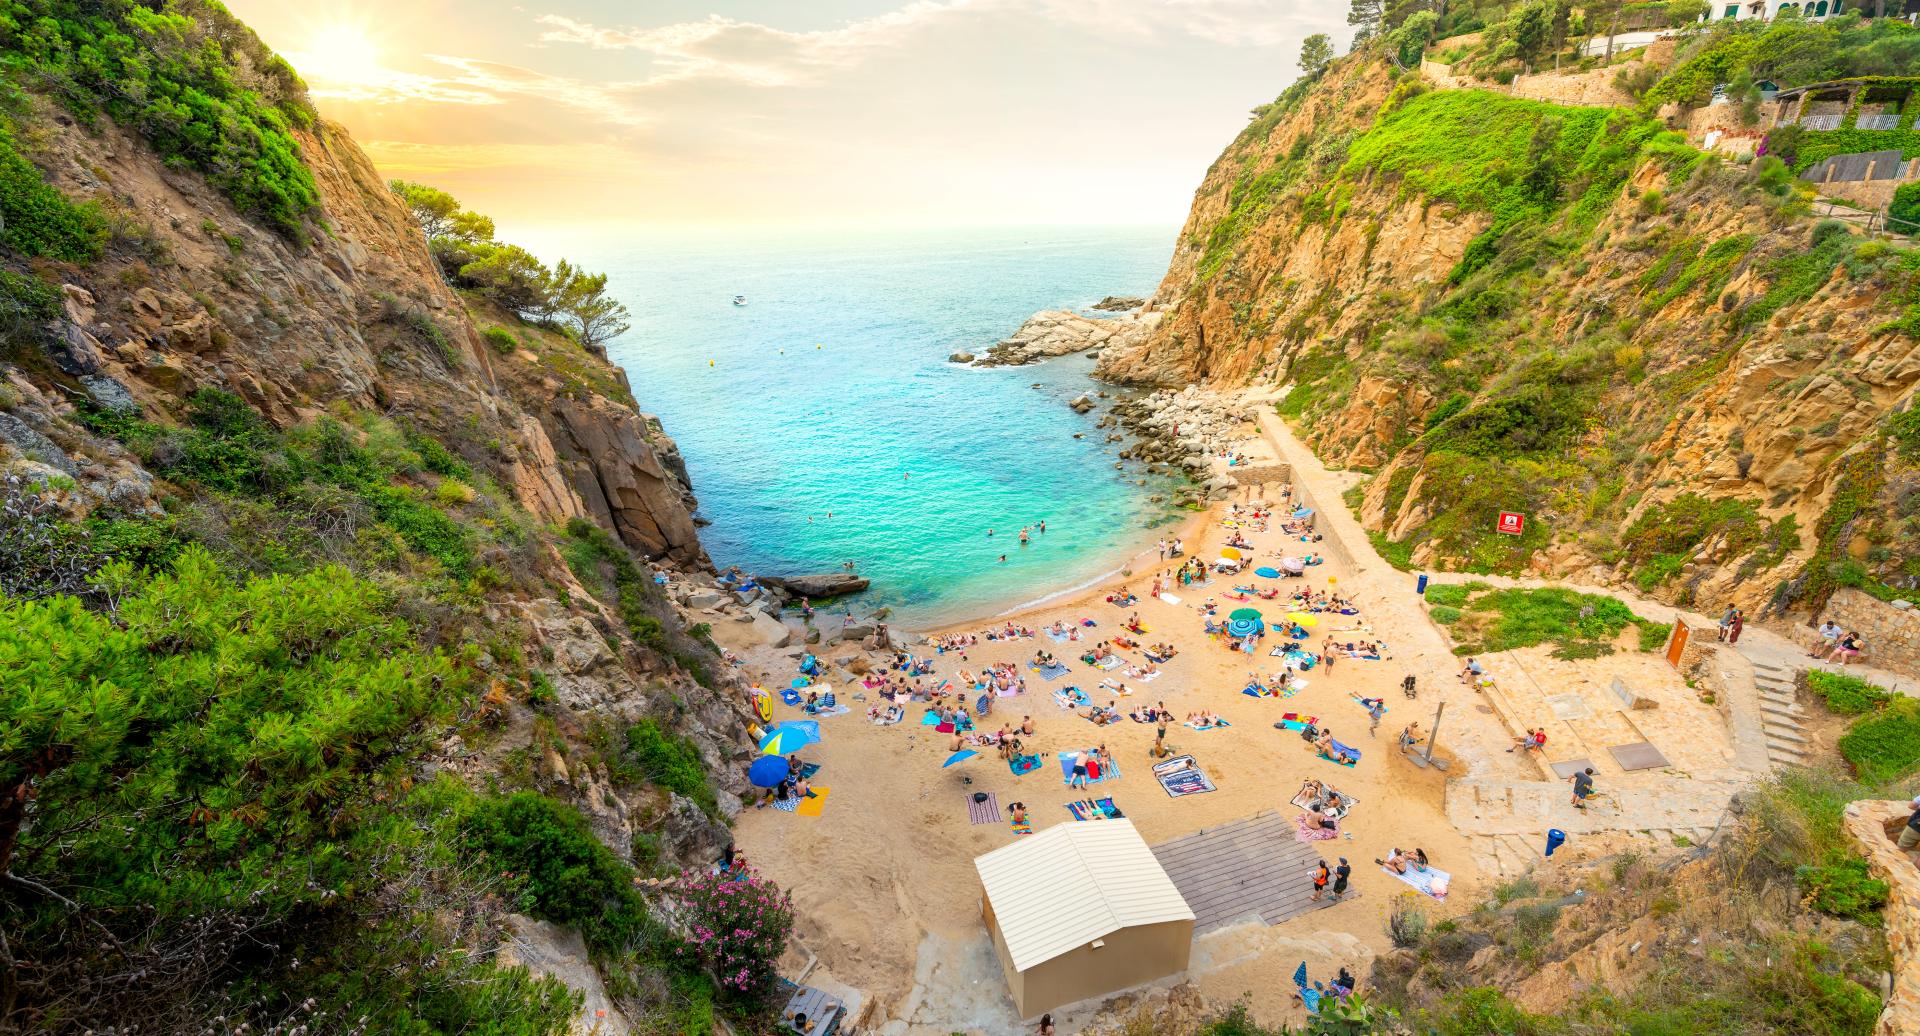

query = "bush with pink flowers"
[[670, 867, 795, 1005]]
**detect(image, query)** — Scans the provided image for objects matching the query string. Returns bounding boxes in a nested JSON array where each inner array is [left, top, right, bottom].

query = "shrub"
[[1839, 696, 1920, 784], [433, 477, 477, 506], [1423, 583, 1473, 608], [0, 127, 108, 261], [462, 791, 649, 954], [1429, 604, 1463, 624], [484, 325, 520, 355], [1892, 182, 1920, 235], [1796, 858, 1890, 922], [627, 717, 717, 815], [669, 868, 794, 1004], [1806, 669, 1893, 716], [1388, 895, 1428, 947]]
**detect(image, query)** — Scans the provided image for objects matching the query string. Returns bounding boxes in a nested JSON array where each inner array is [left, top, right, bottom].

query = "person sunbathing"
[[1379, 847, 1428, 874], [1303, 808, 1338, 832], [1128, 704, 1154, 723]]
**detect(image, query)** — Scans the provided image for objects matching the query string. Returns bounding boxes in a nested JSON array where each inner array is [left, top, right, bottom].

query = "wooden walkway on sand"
[[1151, 810, 1342, 933]]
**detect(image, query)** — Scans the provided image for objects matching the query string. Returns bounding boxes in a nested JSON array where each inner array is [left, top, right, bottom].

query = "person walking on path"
[[1569, 767, 1596, 809], [1366, 699, 1385, 737], [1728, 608, 1744, 644], [1332, 858, 1352, 902], [1717, 605, 1735, 642], [1311, 859, 1331, 901]]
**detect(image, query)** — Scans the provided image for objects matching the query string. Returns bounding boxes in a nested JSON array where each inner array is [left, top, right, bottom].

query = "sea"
[[548, 225, 1185, 628]]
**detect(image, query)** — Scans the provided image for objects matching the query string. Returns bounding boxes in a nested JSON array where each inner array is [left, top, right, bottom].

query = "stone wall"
[[1819, 588, 1920, 677], [1509, 65, 1637, 108], [1843, 799, 1920, 1036]]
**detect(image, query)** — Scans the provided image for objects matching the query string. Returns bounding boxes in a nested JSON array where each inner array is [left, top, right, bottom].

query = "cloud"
[[531, 2, 977, 87]]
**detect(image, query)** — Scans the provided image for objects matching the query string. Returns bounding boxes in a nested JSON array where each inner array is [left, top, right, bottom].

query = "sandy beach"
[[711, 402, 1546, 1032]]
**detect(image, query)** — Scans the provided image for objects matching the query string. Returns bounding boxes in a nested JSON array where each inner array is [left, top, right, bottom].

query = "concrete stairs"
[[1448, 774, 1748, 877], [1750, 659, 1812, 768], [1465, 824, 1724, 877]]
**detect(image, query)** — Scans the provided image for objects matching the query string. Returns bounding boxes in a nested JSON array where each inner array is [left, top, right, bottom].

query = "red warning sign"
[[1496, 512, 1526, 536]]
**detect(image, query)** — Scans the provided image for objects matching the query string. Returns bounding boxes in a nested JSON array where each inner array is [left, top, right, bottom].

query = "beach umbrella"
[[759, 721, 821, 755], [1229, 607, 1264, 623], [943, 749, 979, 768], [1219, 547, 1242, 560], [1255, 566, 1282, 578], [1281, 557, 1305, 574], [1285, 612, 1319, 628], [1227, 618, 1262, 638], [748, 755, 792, 788]]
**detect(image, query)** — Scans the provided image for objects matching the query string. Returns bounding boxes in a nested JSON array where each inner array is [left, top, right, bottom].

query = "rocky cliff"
[[1097, 52, 1920, 618], [0, 12, 759, 1031]]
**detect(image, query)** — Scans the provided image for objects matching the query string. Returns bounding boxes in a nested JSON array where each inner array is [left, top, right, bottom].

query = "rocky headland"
[[954, 306, 1160, 367]]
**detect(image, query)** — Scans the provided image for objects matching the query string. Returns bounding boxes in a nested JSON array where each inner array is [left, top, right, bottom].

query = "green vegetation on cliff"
[[0, 0, 321, 239]]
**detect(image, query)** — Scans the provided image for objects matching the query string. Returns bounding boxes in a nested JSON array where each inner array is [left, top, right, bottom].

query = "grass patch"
[[1807, 670, 1894, 716], [1369, 529, 1415, 570], [1839, 697, 1920, 785], [1441, 585, 1664, 658]]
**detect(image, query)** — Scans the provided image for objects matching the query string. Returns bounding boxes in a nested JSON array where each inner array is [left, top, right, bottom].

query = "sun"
[[300, 24, 381, 85]]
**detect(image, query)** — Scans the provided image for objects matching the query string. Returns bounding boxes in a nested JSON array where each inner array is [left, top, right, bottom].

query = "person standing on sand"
[[1311, 859, 1330, 901], [1332, 858, 1352, 901], [1069, 750, 1091, 789], [1157, 538, 1168, 560], [1366, 699, 1385, 737]]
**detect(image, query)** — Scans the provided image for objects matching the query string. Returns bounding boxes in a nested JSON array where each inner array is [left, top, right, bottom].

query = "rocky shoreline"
[[1101, 385, 1260, 501], [950, 306, 1160, 368]]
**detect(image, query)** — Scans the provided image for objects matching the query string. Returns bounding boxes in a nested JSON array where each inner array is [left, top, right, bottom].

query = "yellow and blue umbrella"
[[759, 721, 821, 755]]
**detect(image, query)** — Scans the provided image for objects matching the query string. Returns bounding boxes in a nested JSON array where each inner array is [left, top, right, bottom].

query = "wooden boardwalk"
[[1151, 810, 1340, 933]]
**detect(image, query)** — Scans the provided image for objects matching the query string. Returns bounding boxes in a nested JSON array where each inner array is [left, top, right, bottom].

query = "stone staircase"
[[1750, 659, 1813, 768]]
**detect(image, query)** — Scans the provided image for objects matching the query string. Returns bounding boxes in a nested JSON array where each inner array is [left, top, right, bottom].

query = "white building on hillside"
[[1713, 0, 1845, 20]]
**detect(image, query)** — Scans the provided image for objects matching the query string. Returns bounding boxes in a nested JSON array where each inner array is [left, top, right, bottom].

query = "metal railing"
[[1813, 197, 1920, 238]]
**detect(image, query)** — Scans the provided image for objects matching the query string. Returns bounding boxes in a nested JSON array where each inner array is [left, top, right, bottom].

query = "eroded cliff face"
[[6, 105, 705, 567], [0, 91, 745, 880], [1098, 56, 1920, 614]]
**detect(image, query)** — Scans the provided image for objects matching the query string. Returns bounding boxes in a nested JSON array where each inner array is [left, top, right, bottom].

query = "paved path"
[[1249, 404, 1530, 782]]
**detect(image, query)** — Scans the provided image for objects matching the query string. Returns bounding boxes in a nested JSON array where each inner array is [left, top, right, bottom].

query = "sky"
[[226, 0, 1350, 233]]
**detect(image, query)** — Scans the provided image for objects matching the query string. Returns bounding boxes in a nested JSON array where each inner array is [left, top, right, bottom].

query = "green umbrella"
[[1229, 607, 1264, 623]]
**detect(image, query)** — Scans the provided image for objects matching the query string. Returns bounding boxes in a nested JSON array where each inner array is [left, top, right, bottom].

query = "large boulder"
[[751, 612, 792, 648], [762, 573, 871, 598], [498, 915, 632, 1035]]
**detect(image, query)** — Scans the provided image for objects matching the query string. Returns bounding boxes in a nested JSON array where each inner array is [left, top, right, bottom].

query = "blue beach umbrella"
[[748, 755, 791, 788], [1227, 617, 1263, 638], [759, 721, 821, 755], [1255, 566, 1282, 578], [943, 749, 979, 768]]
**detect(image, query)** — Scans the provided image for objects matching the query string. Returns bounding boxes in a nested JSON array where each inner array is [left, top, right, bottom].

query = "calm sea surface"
[[560, 225, 1184, 627]]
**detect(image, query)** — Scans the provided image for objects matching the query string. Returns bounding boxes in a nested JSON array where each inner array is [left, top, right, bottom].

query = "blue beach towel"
[[1009, 754, 1042, 776], [1046, 629, 1073, 643], [1035, 662, 1072, 681], [1318, 738, 1362, 767], [920, 711, 942, 727]]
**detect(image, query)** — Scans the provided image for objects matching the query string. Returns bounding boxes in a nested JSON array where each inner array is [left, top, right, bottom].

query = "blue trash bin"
[[1416, 573, 1429, 595], [1545, 828, 1567, 857]]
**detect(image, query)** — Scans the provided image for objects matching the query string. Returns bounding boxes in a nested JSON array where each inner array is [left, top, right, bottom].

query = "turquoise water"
[[573, 226, 1183, 627]]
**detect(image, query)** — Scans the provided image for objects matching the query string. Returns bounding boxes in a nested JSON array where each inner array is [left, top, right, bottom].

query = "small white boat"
[[732, 295, 747, 306]]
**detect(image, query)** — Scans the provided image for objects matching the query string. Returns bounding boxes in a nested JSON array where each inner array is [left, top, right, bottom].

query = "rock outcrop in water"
[[972, 308, 1160, 367]]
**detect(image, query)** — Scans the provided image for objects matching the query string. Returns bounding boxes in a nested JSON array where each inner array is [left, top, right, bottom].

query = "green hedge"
[[1807, 669, 1894, 716], [1839, 697, 1920, 784]]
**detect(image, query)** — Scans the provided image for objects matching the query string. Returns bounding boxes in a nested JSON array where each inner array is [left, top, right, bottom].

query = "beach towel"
[[1046, 629, 1073, 643], [1315, 738, 1361, 767], [1010, 817, 1033, 835], [1093, 655, 1125, 671], [1057, 752, 1119, 785], [1383, 864, 1450, 900], [796, 762, 822, 780], [808, 704, 850, 717], [1095, 796, 1122, 818], [1294, 814, 1339, 841], [1153, 755, 1217, 797], [1066, 802, 1095, 821], [1290, 782, 1355, 818], [1243, 685, 1273, 699], [1276, 713, 1319, 731], [920, 711, 942, 727], [1184, 719, 1231, 730], [1009, 754, 1042, 776], [966, 792, 1001, 825], [794, 787, 831, 818], [1133, 670, 1163, 682], [1034, 662, 1072, 681], [772, 797, 799, 813], [1352, 695, 1387, 714], [1159, 592, 1182, 605]]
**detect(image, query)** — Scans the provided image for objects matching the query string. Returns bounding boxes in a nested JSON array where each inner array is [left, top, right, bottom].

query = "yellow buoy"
[[708, 359, 715, 367]]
